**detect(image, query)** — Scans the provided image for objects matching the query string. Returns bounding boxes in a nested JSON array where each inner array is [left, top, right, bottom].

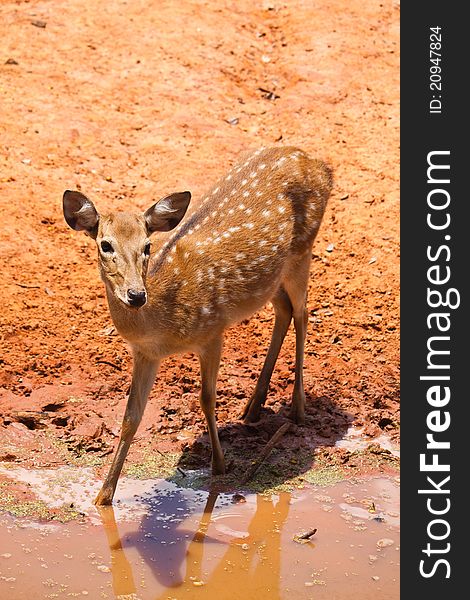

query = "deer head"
[[62, 190, 191, 308]]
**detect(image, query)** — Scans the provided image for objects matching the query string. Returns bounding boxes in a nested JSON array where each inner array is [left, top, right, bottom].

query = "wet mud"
[[0, 475, 399, 599]]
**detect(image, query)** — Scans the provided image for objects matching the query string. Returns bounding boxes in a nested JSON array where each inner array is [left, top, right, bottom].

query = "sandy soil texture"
[[0, 0, 399, 491]]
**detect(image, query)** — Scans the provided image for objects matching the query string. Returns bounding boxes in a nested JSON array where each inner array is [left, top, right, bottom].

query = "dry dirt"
[[0, 0, 399, 500]]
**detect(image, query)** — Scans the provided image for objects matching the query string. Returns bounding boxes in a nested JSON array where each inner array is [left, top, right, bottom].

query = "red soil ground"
[[0, 0, 399, 489]]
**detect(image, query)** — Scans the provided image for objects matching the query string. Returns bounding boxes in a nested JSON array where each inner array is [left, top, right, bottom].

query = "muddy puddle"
[[0, 469, 399, 600]]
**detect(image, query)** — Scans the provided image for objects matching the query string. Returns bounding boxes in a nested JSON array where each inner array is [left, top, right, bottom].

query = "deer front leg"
[[94, 351, 159, 505], [198, 338, 225, 475]]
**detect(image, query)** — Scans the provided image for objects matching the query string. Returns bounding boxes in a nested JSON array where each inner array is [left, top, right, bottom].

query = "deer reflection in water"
[[96, 489, 291, 599]]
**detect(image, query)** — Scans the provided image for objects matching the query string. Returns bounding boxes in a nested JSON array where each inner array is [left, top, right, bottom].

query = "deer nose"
[[127, 289, 147, 307]]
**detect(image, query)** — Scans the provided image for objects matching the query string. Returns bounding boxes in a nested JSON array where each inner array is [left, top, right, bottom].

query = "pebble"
[[377, 538, 394, 548], [97, 565, 110, 573], [232, 493, 246, 504]]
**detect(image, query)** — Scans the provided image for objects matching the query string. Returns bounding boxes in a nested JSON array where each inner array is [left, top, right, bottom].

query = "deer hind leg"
[[198, 337, 225, 475], [94, 352, 159, 505], [242, 286, 293, 423], [282, 252, 312, 425]]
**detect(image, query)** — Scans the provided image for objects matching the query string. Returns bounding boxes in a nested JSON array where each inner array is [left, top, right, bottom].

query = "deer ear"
[[63, 190, 99, 237], [144, 191, 191, 233]]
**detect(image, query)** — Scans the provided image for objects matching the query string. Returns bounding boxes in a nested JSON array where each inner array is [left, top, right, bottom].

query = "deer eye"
[[100, 240, 114, 253], [143, 242, 151, 257]]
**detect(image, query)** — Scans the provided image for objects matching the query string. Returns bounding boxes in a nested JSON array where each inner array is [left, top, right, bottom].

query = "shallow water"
[[335, 426, 400, 458], [0, 472, 399, 599]]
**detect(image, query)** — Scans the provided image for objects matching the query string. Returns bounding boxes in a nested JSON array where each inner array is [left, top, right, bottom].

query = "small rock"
[[326, 243, 334, 252], [372, 575, 380, 581], [372, 514, 386, 523], [97, 565, 110, 573], [5, 58, 19, 65], [31, 20, 47, 28], [369, 256, 377, 264], [232, 493, 246, 504], [226, 117, 239, 126], [377, 538, 394, 548]]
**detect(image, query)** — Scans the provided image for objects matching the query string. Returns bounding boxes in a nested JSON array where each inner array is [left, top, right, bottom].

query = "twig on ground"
[[13, 281, 41, 289], [240, 421, 291, 485], [96, 360, 121, 371]]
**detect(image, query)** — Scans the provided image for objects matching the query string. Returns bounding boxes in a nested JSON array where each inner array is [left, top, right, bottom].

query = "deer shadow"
[[174, 389, 353, 491], [95, 389, 351, 598]]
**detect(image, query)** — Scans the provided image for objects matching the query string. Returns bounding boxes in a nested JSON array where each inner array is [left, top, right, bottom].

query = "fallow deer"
[[62, 147, 333, 505]]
